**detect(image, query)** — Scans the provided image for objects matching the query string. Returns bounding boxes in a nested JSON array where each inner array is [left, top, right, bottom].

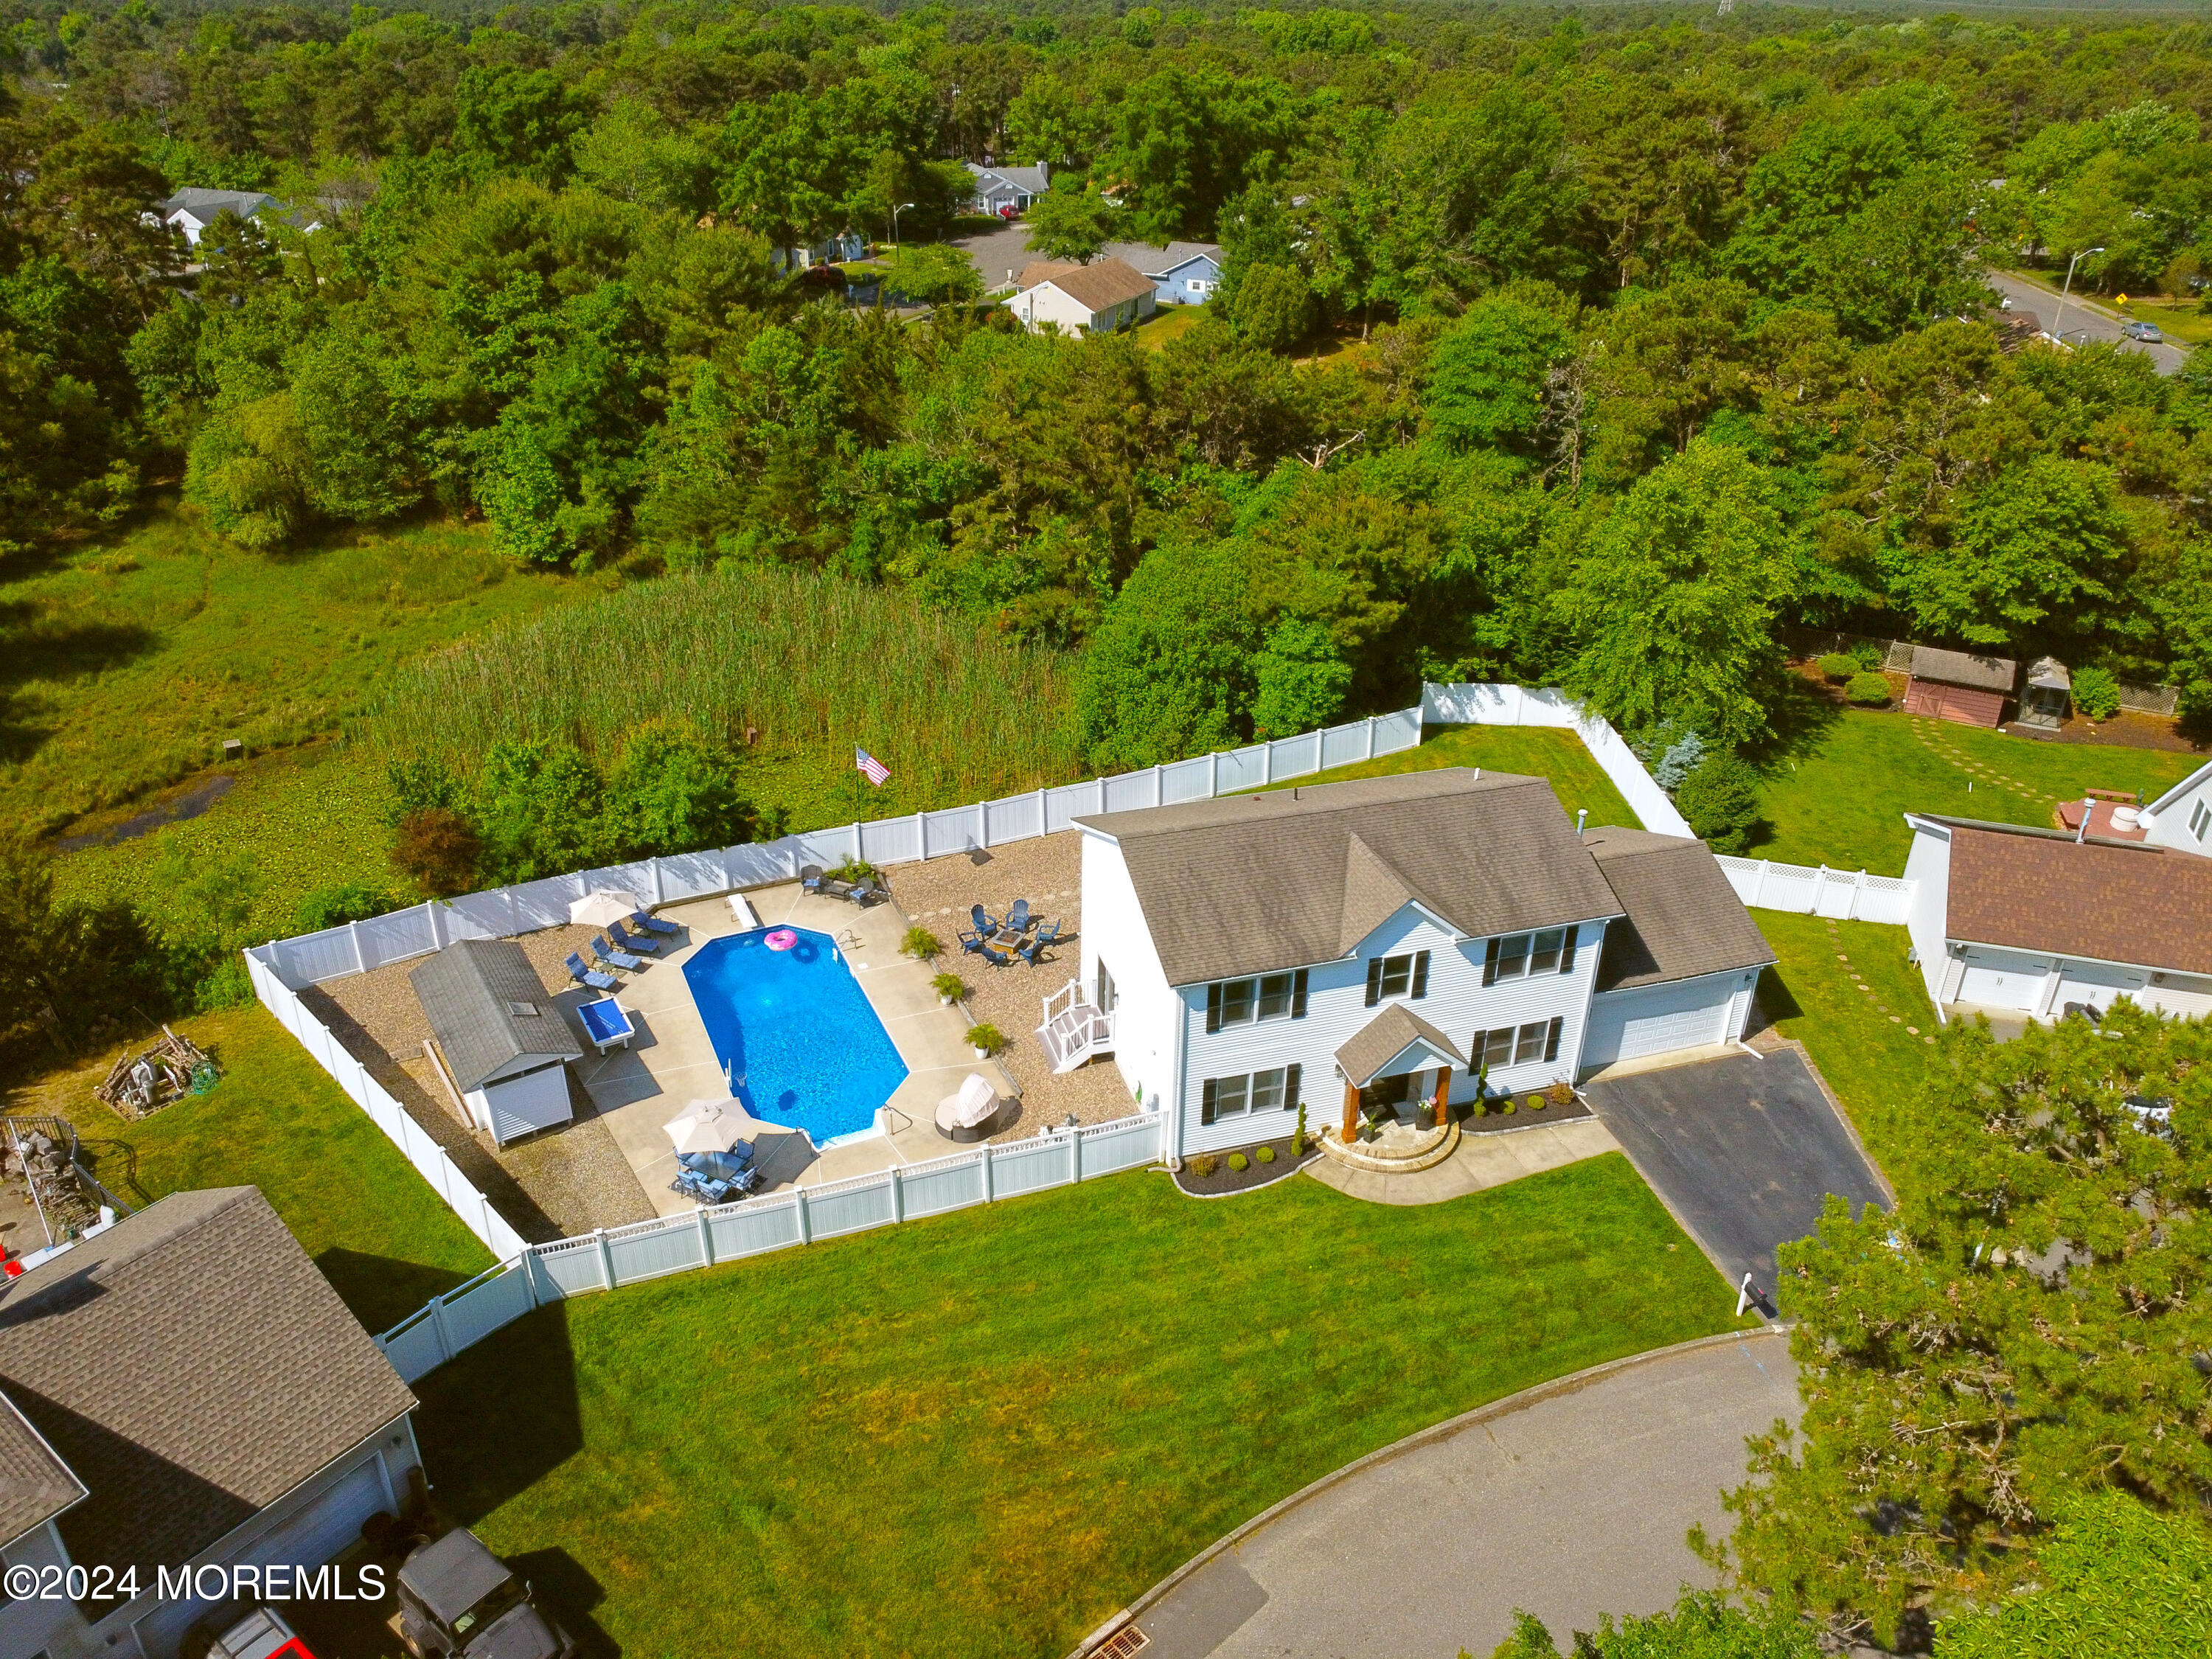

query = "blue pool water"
[[682, 928, 909, 1144]]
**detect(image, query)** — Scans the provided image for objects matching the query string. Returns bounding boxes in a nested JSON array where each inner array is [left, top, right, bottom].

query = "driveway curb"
[[1062, 1326, 1787, 1658]]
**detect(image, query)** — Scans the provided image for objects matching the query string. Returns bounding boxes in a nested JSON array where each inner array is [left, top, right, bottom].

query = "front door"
[[1359, 1072, 1418, 1119]]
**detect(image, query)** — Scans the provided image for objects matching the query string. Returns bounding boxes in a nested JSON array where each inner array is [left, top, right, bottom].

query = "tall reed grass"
[[369, 568, 1083, 809]]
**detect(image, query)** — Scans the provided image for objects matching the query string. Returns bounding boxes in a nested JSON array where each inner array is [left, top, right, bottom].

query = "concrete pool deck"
[[574, 883, 1020, 1215]]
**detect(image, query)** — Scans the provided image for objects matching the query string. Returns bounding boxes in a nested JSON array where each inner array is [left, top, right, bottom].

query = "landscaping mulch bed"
[[1172, 1133, 1321, 1196], [1463, 1093, 1594, 1135]]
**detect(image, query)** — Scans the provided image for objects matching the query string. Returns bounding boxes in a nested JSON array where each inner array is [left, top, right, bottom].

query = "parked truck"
[[395, 1529, 576, 1659]]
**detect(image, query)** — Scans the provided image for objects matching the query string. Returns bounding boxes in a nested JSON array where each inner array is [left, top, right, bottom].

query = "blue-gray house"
[[1102, 241, 1225, 305]]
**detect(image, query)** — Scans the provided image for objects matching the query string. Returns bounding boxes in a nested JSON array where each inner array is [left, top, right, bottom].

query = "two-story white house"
[[1062, 770, 1774, 1163]]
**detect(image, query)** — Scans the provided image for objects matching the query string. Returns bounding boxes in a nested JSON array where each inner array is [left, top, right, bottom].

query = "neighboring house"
[[1902, 814, 2212, 1023], [1099, 240, 1225, 305], [1068, 770, 1773, 1163], [1902, 645, 2017, 727], [0, 1189, 422, 1659], [159, 187, 324, 248], [965, 160, 1051, 215], [411, 939, 584, 1145], [2138, 756, 2212, 856], [770, 232, 869, 273], [1005, 257, 1158, 335]]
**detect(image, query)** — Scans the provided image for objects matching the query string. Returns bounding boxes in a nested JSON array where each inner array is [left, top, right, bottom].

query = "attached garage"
[[1902, 645, 2017, 728], [1578, 827, 1775, 1078], [1585, 971, 1745, 1068], [1953, 947, 2048, 1011]]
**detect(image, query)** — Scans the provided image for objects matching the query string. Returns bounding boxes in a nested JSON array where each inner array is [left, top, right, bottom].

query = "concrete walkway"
[[1109, 1330, 1797, 1659], [1302, 1115, 1621, 1205], [574, 884, 1017, 1214]]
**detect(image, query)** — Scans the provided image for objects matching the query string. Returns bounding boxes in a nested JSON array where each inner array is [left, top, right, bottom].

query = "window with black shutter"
[[1291, 968, 1309, 1018], [1559, 932, 1577, 975], [1545, 1016, 1563, 1062], [1410, 950, 1430, 1000], [1206, 982, 1222, 1034], [1201, 1078, 1217, 1124], [1483, 937, 1501, 986], [1285, 1062, 1302, 1105], [1365, 957, 1385, 1006]]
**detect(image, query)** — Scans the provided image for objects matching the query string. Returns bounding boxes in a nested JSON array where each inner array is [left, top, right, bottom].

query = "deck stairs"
[[1037, 979, 1115, 1074]]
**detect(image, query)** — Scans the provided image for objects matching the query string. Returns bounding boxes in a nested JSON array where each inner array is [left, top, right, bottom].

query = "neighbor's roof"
[[967, 161, 1050, 194], [1934, 818, 2212, 975], [1336, 1004, 1465, 1089], [0, 1389, 88, 1551], [162, 187, 274, 218], [1041, 257, 1158, 314], [1074, 770, 1622, 985], [1016, 258, 1084, 291], [1908, 645, 2017, 692], [410, 939, 582, 1093], [1582, 827, 1777, 992], [1101, 239, 1224, 275], [0, 1189, 415, 1576]]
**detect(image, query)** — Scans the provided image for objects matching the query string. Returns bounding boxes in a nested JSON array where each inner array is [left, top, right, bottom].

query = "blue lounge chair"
[[630, 908, 680, 937], [566, 953, 618, 992], [592, 935, 644, 972], [970, 903, 999, 936], [1008, 899, 1032, 933], [608, 919, 659, 955]]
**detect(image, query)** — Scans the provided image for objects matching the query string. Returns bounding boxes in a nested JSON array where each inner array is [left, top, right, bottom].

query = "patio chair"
[[669, 1168, 734, 1206], [981, 942, 1015, 968], [1018, 933, 1049, 966], [566, 952, 619, 992], [1032, 919, 1062, 948], [592, 935, 645, 973], [1008, 899, 1032, 932], [629, 908, 681, 937], [958, 928, 985, 955], [800, 864, 826, 896], [849, 879, 880, 905], [970, 902, 1000, 936], [608, 919, 659, 955]]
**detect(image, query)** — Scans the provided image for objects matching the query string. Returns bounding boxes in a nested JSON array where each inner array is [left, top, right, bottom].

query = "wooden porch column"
[[1341, 1079, 1360, 1142], [1430, 1065, 1449, 1126]]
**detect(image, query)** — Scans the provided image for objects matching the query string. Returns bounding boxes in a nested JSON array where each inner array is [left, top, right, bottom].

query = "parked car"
[[397, 1528, 576, 1659], [2121, 319, 2166, 342]]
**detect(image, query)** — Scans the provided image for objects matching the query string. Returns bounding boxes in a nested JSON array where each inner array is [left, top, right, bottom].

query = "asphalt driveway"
[[1583, 1050, 1889, 1304], [1119, 1331, 1797, 1659]]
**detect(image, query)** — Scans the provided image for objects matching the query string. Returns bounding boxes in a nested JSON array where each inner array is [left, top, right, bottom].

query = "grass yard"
[[8, 1004, 492, 1331], [2, 504, 589, 838], [1754, 910, 1944, 1199], [413, 1156, 1739, 1659], [1131, 305, 1205, 350], [1242, 722, 1641, 828], [1753, 711, 2199, 875]]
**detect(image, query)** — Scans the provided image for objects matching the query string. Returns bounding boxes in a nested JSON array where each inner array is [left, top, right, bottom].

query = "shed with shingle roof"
[[410, 938, 582, 1144], [1904, 645, 2018, 727]]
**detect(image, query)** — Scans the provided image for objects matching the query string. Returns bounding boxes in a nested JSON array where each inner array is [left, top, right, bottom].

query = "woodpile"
[[95, 1027, 216, 1119]]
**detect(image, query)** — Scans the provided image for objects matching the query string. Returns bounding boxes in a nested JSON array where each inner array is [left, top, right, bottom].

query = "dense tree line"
[[7, 2, 2212, 780]]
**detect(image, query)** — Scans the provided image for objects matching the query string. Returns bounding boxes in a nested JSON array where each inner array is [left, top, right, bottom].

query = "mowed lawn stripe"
[[411, 1155, 1738, 1659]]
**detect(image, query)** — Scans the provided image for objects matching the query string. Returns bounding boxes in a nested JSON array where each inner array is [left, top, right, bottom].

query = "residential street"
[[1123, 1332, 1798, 1659], [1984, 268, 2191, 376]]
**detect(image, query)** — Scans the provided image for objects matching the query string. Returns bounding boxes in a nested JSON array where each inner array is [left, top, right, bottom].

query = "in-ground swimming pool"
[[682, 928, 909, 1144]]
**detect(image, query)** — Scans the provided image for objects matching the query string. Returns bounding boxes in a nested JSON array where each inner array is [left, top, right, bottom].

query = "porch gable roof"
[[1336, 1004, 1465, 1089]]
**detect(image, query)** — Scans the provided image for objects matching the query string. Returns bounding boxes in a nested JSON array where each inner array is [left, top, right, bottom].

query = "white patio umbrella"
[[664, 1098, 754, 1155], [568, 888, 640, 928]]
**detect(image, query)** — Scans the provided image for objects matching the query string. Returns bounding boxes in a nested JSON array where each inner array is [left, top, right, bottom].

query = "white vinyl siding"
[[469, 1060, 573, 1144], [1173, 905, 1607, 1156], [1079, 831, 1180, 1116]]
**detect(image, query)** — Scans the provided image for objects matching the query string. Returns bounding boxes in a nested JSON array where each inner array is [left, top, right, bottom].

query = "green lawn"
[[1753, 711, 2199, 875], [1754, 910, 1944, 1200], [5, 504, 590, 838], [1132, 305, 1206, 350], [1245, 723, 1642, 828], [413, 1156, 1739, 1659], [18, 1004, 492, 1332]]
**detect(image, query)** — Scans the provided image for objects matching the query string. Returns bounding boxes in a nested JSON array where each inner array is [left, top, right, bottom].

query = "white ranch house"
[[1059, 770, 1774, 1162], [1006, 257, 1158, 335]]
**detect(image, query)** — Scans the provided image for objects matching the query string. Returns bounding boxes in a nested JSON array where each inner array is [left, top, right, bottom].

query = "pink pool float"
[[764, 928, 799, 952]]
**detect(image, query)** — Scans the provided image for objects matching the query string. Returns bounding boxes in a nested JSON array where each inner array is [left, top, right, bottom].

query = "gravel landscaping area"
[[310, 921, 655, 1239], [878, 832, 1137, 1140]]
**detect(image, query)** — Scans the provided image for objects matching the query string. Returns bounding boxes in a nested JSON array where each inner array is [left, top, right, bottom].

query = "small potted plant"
[[902, 925, 942, 960], [967, 1022, 1004, 1059], [932, 970, 964, 1006]]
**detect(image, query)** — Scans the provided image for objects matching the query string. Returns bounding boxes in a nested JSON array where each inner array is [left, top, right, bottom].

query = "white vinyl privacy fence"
[[1714, 858, 1915, 925], [1421, 682, 1697, 838], [254, 707, 1424, 992], [372, 1113, 1166, 1383]]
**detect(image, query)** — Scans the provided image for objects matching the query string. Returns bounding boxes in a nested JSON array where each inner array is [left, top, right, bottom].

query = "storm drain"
[[1095, 1624, 1151, 1658]]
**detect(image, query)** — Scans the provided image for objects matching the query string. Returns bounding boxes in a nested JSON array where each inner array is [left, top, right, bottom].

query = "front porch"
[[1318, 1002, 1466, 1175]]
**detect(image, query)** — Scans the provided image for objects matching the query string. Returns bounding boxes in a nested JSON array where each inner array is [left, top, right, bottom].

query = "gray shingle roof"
[[1909, 645, 2017, 692], [1336, 1004, 1466, 1088], [0, 1389, 87, 1550], [1582, 827, 1777, 991], [1042, 257, 1158, 315], [410, 939, 581, 1092], [1099, 240, 1224, 276], [0, 1189, 415, 1576], [1077, 770, 1624, 986]]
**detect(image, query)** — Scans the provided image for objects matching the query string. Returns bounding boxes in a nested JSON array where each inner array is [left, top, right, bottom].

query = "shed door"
[[1583, 978, 1731, 1069], [1905, 679, 2005, 727]]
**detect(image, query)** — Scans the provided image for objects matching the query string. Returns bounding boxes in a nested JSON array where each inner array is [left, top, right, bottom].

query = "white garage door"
[[1584, 978, 1733, 1069], [2056, 962, 2149, 1015], [133, 1453, 394, 1658], [1955, 949, 2048, 1012]]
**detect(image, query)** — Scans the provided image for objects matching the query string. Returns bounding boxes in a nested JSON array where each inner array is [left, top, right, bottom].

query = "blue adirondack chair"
[[970, 902, 999, 936], [981, 942, 1015, 968], [1007, 898, 1032, 932], [958, 927, 986, 955]]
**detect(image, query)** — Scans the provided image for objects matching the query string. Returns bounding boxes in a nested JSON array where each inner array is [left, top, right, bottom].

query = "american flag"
[[855, 746, 891, 787]]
